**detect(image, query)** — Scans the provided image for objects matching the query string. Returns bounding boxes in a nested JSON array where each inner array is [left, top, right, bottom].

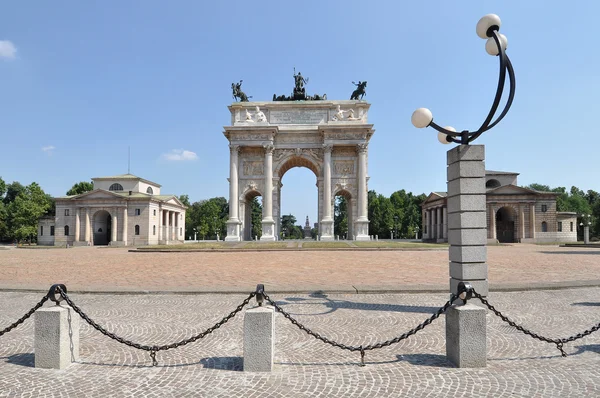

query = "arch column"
[[320, 144, 334, 241], [261, 143, 276, 241], [226, 144, 242, 241], [354, 143, 370, 240]]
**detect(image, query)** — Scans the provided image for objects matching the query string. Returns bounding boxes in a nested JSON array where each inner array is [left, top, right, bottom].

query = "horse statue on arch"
[[350, 81, 367, 100], [232, 80, 252, 102]]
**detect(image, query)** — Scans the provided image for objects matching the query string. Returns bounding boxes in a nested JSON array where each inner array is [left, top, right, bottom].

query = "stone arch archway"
[[223, 100, 375, 241], [496, 206, 517, 243], [92, 210, 112, 245], [240, 188, 262, 241], [333, 188, 354, 239]]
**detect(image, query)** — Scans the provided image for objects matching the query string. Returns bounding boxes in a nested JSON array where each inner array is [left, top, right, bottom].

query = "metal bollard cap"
[[255, 284, 265, 306], [457, 282, 473, 302], [47, 284, 67, 305]]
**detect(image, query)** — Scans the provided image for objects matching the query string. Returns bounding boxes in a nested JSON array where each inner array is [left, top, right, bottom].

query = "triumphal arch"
[[223, 80, 374, 241]]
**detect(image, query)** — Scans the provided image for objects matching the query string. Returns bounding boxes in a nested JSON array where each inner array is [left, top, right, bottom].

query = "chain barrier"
[[0, 296, 49, 338], [57, 287, 255, 366], [471, 289, 600, 357], [263, 291, 457, 365]]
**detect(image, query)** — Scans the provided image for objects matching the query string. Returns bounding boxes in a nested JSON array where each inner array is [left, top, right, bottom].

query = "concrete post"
[[243, 306, 274, 372], [35, 306, 80, 369], [446, 145, 488, 368], [446, 303, 486, 368]]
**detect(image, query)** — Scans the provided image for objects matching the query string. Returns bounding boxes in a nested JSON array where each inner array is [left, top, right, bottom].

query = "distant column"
[[320, 144, 334, 241], [75, 208, 80, 242], [436, 207, 442, 240], [111, 211, 118, 244], [168, 211, 173, 242], [261, 144, 275, 241], [354, 143, 370, 240], [159, 209, 163, 241], [489, 205, 496, 241], [84, 208, 90, 243], [530, 204, 536, 239], [122, 207, 128, 246], [442, 206, 448, 240]]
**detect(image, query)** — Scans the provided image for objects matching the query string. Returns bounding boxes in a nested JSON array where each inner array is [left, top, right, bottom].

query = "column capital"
[[322, 144, 333, 153], [263, 143, 274, 154], [356, 143, 368, 153], [229, 144, 241, 153]]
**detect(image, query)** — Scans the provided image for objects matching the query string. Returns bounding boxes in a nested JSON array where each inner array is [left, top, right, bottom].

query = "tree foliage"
[[366, 189, 425, 239], [183, 196, 229, 240], [5, 182, 52, 242], [66, 181, 94, 196]]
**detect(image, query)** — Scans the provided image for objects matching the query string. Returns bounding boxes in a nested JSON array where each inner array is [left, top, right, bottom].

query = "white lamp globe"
[[437, 126, 456, 144], [485, 34, 508, 56], [476, 14, 501, 39], [411, 108, 433, 128]]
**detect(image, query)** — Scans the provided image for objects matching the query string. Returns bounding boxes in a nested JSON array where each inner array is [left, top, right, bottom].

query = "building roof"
[[91, 173, 162, 188], [54, 189, 187, 208], [486, 170, 519, 176]]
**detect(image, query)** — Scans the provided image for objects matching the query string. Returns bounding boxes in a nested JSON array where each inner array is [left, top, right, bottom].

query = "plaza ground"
[[0, 244, 599, 293], [0, 244, 599, 397]]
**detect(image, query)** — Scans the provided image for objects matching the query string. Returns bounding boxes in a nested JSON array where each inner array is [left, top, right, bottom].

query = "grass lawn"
[[352, 241, 447, 249], [240, 242, 289, 249], [142, 242, 232, 250], [302, 241, 353, 248], [16, 245, 66, 249]]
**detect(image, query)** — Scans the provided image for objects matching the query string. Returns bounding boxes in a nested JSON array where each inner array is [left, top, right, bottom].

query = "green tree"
[[250, 197, 262, 239], [524, 183, 551, 192], [281, 214, 297, 239], [66, 181, 93, 196], [178, 194, 191, 207], [0, 177, 6, 198], [3, 182, 25, 205], [334, 196, 348, 238], [6, 182, 52, 243]]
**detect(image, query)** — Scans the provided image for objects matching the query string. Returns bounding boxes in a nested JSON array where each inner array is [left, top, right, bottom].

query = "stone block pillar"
[[446, 145, 488, 368], [243, 306, 274, 372], [35, 306, 80, 369], [446, 303, 486, 367]]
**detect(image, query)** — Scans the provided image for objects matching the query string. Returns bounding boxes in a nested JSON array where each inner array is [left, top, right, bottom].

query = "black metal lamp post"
[[411, 14, 515, 143]]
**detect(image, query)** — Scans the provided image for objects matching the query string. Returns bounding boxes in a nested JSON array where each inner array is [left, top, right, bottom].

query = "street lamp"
[[411, 14, 515, 144], [193, 227, 197, 242], [580, 214, 592, 244]]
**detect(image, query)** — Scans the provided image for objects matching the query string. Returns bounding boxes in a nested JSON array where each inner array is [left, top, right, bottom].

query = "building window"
[[65, 209, 70, 216], [558, 222, 562, 232], [147, 187, 153, 194], [486, 179, 501, 189], [135, 225, 140, 235], [570, 222, 574, 232], [153, 225, 156, 235], [541, 204, 548, 213], [153, 209, 156, 216], [135, 209, 141, 216], [541, 221, 548, 232], [40, 226, 44, 236], [50, 226, 55, 236], [64, 225, 70, 236], [109, 183, 124, 191]]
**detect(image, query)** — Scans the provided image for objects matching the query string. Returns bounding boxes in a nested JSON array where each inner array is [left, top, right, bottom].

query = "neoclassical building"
[[422, 170, 577, 243], [38, 174, 187, 246], [223, 100, 374, 241]]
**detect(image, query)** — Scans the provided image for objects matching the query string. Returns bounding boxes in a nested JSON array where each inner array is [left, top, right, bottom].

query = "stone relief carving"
[[333, 147, 357, 156], [248, 181, 258, 191], [255, 106, 267, 123], [334, 160, 354, 175], [263, 143, 275, 154], [243, 161, 264, 176], [234, 133, 272, 141], [326, 132, 367, 140], [276, 135, 320, 144], [332, 105, 348, 121], [357, 143, 368, 153], [322, 144, 333, 153], [304, 148, 323, 162]]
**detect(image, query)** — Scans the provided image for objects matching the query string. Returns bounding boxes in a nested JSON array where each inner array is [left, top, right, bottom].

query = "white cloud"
[[42, 145, 55, 154], [0, 40, 17, 59], [162, 149, 198, 161]]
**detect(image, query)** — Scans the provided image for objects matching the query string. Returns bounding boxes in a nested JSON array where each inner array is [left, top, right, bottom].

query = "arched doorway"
[[334, 189, 353, 239], [276, 156, 319, 240], [241, 190, 262, 241], [496, 206, 516, 243], [93, 210, 112, 245]]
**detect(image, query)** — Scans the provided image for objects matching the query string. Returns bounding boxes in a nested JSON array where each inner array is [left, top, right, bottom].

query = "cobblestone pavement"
[[1, 288, 599, 397], [0, 245, 599, 292]]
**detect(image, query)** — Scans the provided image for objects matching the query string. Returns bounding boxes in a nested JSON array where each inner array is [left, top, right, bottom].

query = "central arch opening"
[[93, 210, 112, 245], [278, 156, 319, 240], [242, 191, 262, 241], [496, 206, 516, 243], [334, 190, 353, 240]]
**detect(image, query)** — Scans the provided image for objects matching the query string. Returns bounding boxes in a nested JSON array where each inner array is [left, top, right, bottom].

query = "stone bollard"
[[376, 235, 379, 241], [243, 306, 274, 372], [446, 303, 486, 367], [35, 305, 80, 369]]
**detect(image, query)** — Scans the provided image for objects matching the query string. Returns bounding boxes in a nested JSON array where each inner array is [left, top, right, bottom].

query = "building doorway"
[[496, 206, 516, 243]]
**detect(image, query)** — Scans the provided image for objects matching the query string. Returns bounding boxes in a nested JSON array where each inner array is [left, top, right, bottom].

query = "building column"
[[520, 206, 525, 242], [167, 211, 173, 243], [436, 207, 442, 240], [355, 143, 370, 240], [75, 208, 80, 242], [489, 205, 496, 241], [84, 208, 90, 243], [261, 144, 275, 241], [442, 206, 448, 240], [530, 204, 536, 239], [122, 207, 128, 246], [320, 144, 334, 241], [158, 209, 163, 241], [428, 209, 433, 239], [111, 210, 118, 245], [226, 144, 242, 241]]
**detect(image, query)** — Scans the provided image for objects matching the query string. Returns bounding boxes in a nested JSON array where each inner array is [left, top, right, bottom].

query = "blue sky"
[[1, 1, 598, 224]]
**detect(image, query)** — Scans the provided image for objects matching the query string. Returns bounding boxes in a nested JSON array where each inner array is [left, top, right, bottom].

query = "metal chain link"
[[57, 287, 255, 365], [264, 292, 456, 365], [472, 291, 600, 357], [0, 296, 49, 337]]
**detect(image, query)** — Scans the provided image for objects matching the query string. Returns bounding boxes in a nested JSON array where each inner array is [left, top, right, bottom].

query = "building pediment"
[[65, 189, 125, 201], [423, 192, 447, 204], [487, 185, 555, 196]]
